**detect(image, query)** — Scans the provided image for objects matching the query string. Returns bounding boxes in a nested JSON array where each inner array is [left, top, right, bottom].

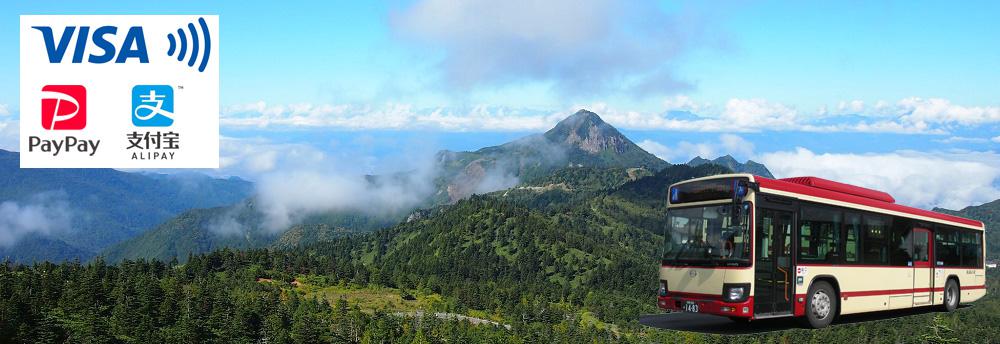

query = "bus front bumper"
[[657, 294, 754, 319]]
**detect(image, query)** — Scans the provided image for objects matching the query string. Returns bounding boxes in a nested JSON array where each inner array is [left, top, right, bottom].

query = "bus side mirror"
[[731, 180, 756, 226], [732, 180, 758, 203]]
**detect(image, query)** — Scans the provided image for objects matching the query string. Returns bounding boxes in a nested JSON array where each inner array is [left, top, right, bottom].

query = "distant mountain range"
[[0, 149, 254, 262], [686, 155, 774, 178], [103, 110, 675, 262]]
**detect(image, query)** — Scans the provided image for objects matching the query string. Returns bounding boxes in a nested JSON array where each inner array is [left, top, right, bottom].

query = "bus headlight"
[[723, 283, 750, 302], [658, 280, 668, 297]]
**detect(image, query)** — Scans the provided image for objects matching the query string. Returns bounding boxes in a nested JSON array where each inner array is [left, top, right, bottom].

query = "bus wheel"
[[943, 279, 960, 312], [805, 281, 837, 329]]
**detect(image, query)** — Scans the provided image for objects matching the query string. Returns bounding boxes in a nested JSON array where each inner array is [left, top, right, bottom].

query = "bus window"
[[912, 231, 929, 262], [761, 216, 772, 259], [960, 231, 983, 268], [844, 213, 861, 263], [935, 226, 961, 267], [890, 218, 912, 266], [798, 205, 842, 263], [862, 215, 890, 265]]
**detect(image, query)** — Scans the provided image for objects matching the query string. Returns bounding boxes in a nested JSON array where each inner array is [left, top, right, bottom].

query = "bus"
[[656, 174, 987, 328]]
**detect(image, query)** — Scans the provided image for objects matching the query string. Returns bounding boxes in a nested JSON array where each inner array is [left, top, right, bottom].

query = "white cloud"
[[663, 95, 710, 113], [219, 136, 328, 176], [391, 0, 720, 97], [760, 148, 1000, 210], [212, 135, 444, 233], [0, 119, 16, 151], [719, 134, 755, 158], [933, 136, 989, 144], [897, 97, 1000, 126], [993, 136, 1000, 143], [638, 134, 754, 163], [220, 96, 1000, 136], [722, 98, 798, 129], [836, 100, 866, 114], [0, 192, 73, 247], [0, 104, 9, 116], [222, 102, 565, 132]]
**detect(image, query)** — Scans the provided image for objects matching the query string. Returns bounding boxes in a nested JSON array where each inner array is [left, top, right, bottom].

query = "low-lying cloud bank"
[[211, 135, 536, 234], [0, 192, 73, 247], [219, 96, 1000, 136], [255, 168, 436, 232]]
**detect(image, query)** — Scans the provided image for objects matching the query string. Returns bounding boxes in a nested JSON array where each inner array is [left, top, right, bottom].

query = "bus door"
[[755, 207, 794, 316], [912, 228, 933, 305]]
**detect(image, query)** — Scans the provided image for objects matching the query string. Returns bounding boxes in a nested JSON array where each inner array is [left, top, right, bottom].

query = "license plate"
[[683, 301, 699, 313]]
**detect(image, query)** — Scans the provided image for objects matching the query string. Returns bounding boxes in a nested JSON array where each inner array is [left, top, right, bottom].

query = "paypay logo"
[[40, 85, 86, 130]]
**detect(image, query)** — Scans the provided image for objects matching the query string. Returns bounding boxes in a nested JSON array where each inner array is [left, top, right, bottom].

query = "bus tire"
[[942, 279, 960, 312], [804, 280, 837, 329]]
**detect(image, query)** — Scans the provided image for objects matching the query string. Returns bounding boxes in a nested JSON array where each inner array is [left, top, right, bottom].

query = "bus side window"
[[890, 217, 912, 266], [799, 205, 841, 263], [935, 226, 961, 267], [912, 231, 928, 262], [960, 230, 982, 268], [862, 214, 890, 265], [761, 215, 772, 259], [844, 212, 861, 263]]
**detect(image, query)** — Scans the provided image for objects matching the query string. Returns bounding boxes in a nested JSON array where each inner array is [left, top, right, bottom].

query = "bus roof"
[[668, 173, 985, 230]]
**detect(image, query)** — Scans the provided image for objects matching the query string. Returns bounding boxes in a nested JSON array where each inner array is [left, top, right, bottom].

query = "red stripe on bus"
[[661, 264, 752, 270], [798, 263, 921, 269], [823, 285, 988, 298], [797, 263, 985, 270], [755, 177, 984, 228]]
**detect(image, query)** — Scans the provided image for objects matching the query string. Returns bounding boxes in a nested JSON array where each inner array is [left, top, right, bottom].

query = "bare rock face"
[[434, 109, 669, 203], [447, 159, 487, 202], [546, 110, 632, 155]]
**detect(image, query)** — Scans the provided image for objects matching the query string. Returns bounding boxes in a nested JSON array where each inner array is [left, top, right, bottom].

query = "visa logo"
[[32, 26, 149, 64]]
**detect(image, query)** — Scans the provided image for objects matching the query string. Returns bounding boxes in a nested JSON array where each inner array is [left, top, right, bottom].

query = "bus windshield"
[[663, 204, 751, 266]]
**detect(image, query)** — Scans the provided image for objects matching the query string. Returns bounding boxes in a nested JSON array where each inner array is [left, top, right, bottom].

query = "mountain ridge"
[[103, 109, 673, 262], [687, 154, 774, 178], [0, 149, 254, 262]]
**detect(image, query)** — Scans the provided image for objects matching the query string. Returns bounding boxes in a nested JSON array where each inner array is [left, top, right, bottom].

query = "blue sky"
[[2, 1, 1000, 209]]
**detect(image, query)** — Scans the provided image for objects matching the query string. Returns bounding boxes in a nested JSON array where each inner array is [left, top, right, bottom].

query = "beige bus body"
[[657, 173, 986, 323]]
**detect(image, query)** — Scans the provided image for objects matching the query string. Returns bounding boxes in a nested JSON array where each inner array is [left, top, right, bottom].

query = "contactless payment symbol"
[[132, 85, 174, 127]]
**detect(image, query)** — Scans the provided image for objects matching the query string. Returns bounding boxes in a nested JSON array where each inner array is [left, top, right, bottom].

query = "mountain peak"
[[686, 155, 775, 179], [562, 109, 604, 124], [548, 109, 610, 136], [716, 155, 738, 164], [544, 109, 623, 153]]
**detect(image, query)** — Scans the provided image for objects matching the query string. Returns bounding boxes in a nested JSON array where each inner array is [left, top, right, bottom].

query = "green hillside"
[[0, 150, 254, 262], [105, 110, 673, 262], [101, 200, 398, 262], [3, 163, 998, 343]]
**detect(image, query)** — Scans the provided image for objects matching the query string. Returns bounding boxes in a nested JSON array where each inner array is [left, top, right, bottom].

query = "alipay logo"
[[132, 85, 174, 127]]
